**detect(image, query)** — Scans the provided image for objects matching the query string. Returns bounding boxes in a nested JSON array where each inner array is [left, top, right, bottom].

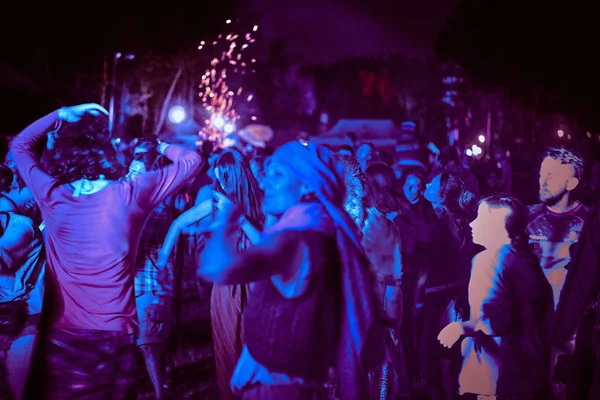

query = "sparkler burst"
[[197, 19, 258, 147]]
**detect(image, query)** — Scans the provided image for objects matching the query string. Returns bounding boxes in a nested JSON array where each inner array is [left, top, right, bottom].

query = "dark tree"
[[436, 1, 599, 130]]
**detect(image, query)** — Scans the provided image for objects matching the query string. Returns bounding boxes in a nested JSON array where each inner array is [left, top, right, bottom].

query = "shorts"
[[136, 291, 173, 346], [45, 328, 138, 400]]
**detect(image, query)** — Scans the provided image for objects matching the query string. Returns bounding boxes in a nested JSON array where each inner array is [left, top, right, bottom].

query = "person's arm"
[[199, 228, 303, 285], [552, 203, 600, 347], [0, 214, 42, 300], [239, 216, 262, 245], [157, 199, 213, 266], [133, 143, 203, 211], [479, 264, 513, 336], [393, 241, 402, 281], [10, 111, 60, 201]]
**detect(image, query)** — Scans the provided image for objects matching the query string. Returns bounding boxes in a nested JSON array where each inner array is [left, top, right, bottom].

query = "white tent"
[[310, 119, 414, 147]]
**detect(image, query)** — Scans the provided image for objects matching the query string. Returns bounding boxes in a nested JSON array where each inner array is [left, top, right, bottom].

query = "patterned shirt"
[[527, 202, 591, 307], [134, 199, 178, 296]]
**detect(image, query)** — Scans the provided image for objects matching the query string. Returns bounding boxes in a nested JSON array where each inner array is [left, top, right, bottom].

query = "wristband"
[[157, 142, 169, 155]]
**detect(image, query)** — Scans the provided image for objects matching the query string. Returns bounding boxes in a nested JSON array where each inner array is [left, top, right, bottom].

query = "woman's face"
[[214, 167, 225, 191], [403, 174, 423, 204], [261, 160, 305, 216], [424, 174, 442, 204]]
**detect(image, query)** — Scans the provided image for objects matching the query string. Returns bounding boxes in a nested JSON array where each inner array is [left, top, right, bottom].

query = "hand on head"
[[58, 104, 109, 123]]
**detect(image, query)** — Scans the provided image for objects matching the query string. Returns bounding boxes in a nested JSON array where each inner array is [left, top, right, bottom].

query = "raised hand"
[[58, 103, 109, 123]]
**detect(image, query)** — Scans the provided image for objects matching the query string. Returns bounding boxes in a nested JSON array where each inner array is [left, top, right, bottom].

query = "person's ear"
[[566, 176, 579, 191]]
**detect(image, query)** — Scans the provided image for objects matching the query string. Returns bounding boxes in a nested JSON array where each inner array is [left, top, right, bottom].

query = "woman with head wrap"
[[199, 141, 386, 399]]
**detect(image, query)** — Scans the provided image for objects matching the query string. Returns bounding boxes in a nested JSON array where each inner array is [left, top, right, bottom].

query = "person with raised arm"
[[198, 142, 386, 400], [11, 104, 203, 399]]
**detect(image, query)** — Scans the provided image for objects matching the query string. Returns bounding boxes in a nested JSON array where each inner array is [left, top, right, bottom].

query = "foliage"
[[436, 0, 599, 129]]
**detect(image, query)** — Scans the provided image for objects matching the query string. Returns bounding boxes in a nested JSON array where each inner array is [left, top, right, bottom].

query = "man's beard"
[[540, 187, 568, 207]]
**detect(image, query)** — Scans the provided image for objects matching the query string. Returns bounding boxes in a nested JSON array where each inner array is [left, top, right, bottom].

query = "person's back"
[[493, 245, 553, 394], [460, 244, 553, 396], [40, 181, 161, 333], [10, 104, 203, 399]]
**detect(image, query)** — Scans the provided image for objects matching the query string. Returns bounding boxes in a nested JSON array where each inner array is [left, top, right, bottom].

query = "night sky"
[[1, 0, 456, 133], [4, 0, 455, 76]]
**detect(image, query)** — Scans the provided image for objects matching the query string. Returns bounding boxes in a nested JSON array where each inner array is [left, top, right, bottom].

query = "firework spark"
[[197, 19, 258, 147]]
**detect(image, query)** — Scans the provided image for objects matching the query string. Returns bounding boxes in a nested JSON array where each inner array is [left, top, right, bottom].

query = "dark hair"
[[480, 194, 529, 250], [338, 145, 354, 155], [364, 162, 398, 214], [0, 165, 13, 193], [434, 172, 476, 250], [250, 156, 266, 183], [215, 148, 265, 230], [134, 137, 166, 171], [542, 147, 584, 180], [41, 115, 125, 184], [399, 168, 426, 196], [437, 172, 477, 218]]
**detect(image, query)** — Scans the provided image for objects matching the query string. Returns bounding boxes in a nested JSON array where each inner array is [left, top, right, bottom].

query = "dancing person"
[[362, 163, 409, 399], [198, 141, 386, 399], [11, 104, 202, 399], [126, 137, 180, 400], [439, 195, 553, 400], [158, 148, 264, 400], [421, 172, 478, 400], [0, 211, 45, 400]]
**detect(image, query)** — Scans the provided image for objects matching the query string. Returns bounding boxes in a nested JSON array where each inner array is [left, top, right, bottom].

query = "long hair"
[[134, 137, 167, 171], [480, 194, 530, 251], [41, 114, 125, 184], [364, 162, 399, 215], [435, 172, 476, 249], [215, 148, 265, 230], [337, 155, 366, 228], [250, 156, 266, 183], [436, 172, 477, 218]]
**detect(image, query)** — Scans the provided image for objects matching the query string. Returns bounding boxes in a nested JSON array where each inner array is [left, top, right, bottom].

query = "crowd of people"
[[1, 103, 599, 400]]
